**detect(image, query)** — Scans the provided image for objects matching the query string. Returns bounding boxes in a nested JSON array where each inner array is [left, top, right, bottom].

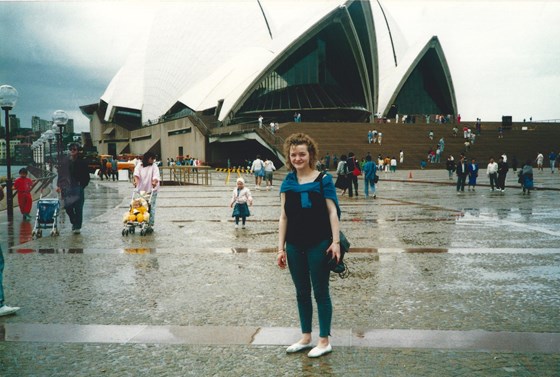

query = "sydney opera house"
[[81, 0, 457, 164]]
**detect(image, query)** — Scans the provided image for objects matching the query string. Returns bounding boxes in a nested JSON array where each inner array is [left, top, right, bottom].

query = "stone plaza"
[[1, 168, 559, 376]]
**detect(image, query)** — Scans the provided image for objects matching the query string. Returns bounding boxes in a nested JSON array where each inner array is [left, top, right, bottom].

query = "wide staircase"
[[273, 121, 560, 170]]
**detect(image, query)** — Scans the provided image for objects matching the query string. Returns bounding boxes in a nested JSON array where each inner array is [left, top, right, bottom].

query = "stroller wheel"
[[37, 229, 42, 238], [140, 229, 146, 236]]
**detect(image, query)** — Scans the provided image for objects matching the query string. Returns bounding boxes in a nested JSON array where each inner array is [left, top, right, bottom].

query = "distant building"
[[0, 139, 21, 163], [32, 116, 52, 133], [32, 116, 74, 134], [1, 114, 21, 132]]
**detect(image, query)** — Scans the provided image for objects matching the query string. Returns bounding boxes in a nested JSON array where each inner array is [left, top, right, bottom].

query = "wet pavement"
[[1, 169, 559, 376]]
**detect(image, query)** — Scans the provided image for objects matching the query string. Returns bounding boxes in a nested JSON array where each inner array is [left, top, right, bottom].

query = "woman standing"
[[518, 160, 534, 195], [133, 152, 161, 227], [467, 158, 479, 191], [277, 133, 341, 358], [334, 154, 348, 196]]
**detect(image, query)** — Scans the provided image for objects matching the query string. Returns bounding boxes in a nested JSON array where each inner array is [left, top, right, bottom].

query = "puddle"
[[11, 248, 157, 254], [404, 248, 448, 253]]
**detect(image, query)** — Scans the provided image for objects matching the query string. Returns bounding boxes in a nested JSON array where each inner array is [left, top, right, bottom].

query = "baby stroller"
[[122, 190, 154, 236], [32, 193, 61, 238]]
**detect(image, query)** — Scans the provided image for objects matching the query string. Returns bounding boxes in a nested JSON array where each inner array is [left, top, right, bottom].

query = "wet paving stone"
[[1, 169, 559, 375]]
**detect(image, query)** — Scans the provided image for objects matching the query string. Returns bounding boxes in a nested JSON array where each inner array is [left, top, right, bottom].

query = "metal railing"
[[0, 167, 56, 211], [159, 166, 212, 186]]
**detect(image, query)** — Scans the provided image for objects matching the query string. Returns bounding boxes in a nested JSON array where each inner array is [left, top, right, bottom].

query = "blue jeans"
[[286, 239, 332, 337], [0, 245, 5, 306], [364, 178, 376, 197]]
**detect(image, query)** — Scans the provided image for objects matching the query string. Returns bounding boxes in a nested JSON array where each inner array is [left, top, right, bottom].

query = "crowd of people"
[[446, 152, 541, 195]]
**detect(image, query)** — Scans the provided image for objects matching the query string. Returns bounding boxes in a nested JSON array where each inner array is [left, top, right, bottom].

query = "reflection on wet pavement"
[[1, 170, 560, 376]]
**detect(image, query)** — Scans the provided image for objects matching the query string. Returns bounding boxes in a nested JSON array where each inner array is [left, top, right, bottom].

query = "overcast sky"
[[1, 0, 559, 133]]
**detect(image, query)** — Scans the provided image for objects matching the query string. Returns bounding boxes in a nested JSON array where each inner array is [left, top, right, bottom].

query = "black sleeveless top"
[[284, 174, 332, 247]]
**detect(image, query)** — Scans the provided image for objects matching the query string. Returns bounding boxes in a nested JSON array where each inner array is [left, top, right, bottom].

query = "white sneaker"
[[235, 224, 239, 229], [0, 305, 20, 316], [242, 224, 246, 229]]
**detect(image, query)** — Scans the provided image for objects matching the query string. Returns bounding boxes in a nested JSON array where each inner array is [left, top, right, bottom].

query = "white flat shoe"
[[307, 343, 332, 358], [286, 342, 313, 353]]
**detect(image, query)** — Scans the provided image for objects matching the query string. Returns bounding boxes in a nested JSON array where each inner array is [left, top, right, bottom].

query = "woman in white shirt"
[[133, 152, 161, 226]]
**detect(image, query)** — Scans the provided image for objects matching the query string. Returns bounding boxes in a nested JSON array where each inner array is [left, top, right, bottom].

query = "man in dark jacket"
[[56, 142, 91, 234], [446, 155, 456, 180], [346, 152, 360, 197], [455, 156, 468, 192], [497, 156, 509, 192]]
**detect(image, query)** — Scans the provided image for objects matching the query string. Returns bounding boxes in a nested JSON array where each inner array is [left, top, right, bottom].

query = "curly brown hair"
[[283, 132, 319, 171]]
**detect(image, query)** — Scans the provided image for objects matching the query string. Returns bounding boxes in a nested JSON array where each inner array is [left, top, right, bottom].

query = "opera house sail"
[[81, 0, 456, 163]]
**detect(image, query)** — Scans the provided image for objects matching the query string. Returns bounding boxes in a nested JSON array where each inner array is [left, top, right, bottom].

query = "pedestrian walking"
[[263, 158, 276, 190], [467, 158, 479, 191], [335, 154, 349, 196], [511, 155, 518, 173], [399, 150, 404, 164], [230, 177, 253, 229], [109, 156, 119, 181], [277, 132, 341, 358], [549, 151, 557, 174], [390, 156, 397, 172], [0, 244, 20, 317], [456, 156, 468, 192], [497, 156, 509, 192], [13, 168, 33, 221], [0, 190, 20, 316], [346, 152, 360, 197], [536, 153, 544, 172], [250, 155, 265, 189], [133, 151, 161, 227], [56, 143, 91, 234], [446, 155, 455, 179], [486, 157, 499, 191], [518, 160, 534, 195], [362, 155, 377, 198], [324, 152, 331, 170]]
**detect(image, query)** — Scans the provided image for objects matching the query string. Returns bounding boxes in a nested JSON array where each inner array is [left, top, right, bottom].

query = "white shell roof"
[[101, 1, 444, 123]]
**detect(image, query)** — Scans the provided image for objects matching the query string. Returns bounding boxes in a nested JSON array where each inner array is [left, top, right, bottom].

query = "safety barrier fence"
[[159, 166, 212, 186]]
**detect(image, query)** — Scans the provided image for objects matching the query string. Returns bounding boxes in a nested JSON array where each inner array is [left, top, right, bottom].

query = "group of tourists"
[[448, 153, 535, 194], [248, 155, 277, 191], [333, 152, 378, 198]]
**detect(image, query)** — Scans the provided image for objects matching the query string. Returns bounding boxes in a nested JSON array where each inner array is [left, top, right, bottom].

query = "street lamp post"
[[52, 110, 68, 170], [0, 84, 19, 220], [43, 129, 55, 172]]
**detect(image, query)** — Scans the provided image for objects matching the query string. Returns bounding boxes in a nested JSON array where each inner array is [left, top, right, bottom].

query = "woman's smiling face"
[[289, 144, 311, 171]]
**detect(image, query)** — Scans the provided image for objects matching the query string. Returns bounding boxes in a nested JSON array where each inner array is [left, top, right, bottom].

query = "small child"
[[230, 177, 253, 229], [13, 168, 33, 220]]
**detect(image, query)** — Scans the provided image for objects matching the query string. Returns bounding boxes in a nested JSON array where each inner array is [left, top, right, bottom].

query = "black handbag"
[[374, 174, 379, 183], [328, 231, 350, 278]]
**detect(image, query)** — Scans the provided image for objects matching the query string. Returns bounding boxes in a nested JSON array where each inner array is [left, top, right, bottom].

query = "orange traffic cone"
[[408, 171, 413, 179]]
